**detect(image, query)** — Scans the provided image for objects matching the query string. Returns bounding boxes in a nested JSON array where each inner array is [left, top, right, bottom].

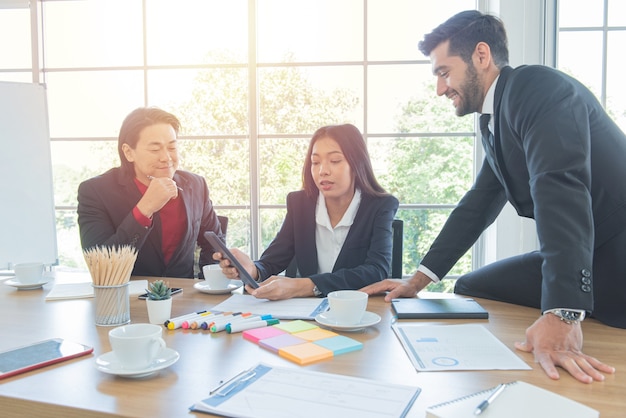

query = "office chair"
[[217, 215, 228, 240], [391, 219, 403, 278]]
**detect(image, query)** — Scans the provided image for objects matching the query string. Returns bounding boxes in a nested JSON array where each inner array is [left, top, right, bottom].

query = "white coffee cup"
[[327, 290, 368, 325], [202, 264, 231, 289], [14, 262, 44, 284], [109, 323, 166, 370]]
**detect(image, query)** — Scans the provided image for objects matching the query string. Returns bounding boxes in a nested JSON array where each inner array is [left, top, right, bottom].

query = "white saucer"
[[194, 280, 243, 295], [95, 347, 180, 378], [4, 276, 53, 290], [315, 311, 381, 332]]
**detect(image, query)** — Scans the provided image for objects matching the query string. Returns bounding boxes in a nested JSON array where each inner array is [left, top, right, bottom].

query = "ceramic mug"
[[109, 323, 166, 370], [14, 262, 44, 284], [327, 290, 368, 325], [202, 264, 231, 289]]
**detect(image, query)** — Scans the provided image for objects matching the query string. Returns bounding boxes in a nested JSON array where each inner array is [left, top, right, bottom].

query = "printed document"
[[392, 323, 531, 371]]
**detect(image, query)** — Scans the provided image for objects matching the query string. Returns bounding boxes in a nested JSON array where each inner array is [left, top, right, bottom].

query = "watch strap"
[[312, 285, 322, 297], [544, 308, 586, 324]]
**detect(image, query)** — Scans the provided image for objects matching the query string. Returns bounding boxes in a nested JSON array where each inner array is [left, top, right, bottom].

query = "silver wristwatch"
[[312, 285, 322, 297], [544, 308, 586, 324]]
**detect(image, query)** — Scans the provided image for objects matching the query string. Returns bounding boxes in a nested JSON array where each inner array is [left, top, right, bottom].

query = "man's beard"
[[455, 64, 483, 117]]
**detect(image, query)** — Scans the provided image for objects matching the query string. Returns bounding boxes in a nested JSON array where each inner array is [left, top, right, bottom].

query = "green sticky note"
[[273, 320, 318, 333]]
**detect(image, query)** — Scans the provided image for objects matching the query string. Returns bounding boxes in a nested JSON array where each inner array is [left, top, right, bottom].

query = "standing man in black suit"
[[362, 10, 625, 383]]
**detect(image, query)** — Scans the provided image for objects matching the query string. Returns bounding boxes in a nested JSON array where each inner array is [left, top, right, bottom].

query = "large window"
[[556, 0, 626, 132], [1, 0, 478, 288]]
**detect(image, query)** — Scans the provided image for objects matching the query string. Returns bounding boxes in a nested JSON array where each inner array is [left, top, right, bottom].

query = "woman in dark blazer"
[[215, 124, 399, 300]]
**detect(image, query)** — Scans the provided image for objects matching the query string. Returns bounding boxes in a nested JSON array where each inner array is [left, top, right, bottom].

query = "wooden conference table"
[[1, 275, 624, 417]]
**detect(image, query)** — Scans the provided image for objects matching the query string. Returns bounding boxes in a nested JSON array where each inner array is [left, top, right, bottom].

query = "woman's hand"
[[247, 277, 316, 300]]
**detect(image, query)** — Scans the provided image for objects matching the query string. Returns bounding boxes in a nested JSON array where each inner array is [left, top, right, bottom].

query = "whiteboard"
[[0, 81, 58, 269]]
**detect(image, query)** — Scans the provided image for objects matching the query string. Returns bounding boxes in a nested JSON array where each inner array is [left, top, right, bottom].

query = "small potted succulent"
[[145, 280, 173, 325]]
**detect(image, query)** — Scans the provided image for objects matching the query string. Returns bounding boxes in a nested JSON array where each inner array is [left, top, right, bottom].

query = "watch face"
[[561, 310, 581, 321]]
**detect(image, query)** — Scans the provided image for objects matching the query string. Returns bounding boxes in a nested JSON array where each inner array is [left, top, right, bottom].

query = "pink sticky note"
[[242, 326, 286, 343]]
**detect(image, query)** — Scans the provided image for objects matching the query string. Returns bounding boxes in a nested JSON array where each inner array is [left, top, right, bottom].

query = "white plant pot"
[[146, 298, 172, 325]]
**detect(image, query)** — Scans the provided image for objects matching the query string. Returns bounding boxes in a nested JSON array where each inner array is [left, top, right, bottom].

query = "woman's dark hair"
[[117, 107, 181, 177], [418, 10, 509, 69], [302, 124, 388, 199]]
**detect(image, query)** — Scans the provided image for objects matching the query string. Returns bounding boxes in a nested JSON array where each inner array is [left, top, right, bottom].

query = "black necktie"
[[479, 113, 494, 148]]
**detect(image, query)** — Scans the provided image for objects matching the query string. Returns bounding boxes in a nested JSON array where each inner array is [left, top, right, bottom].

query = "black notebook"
[[391, 298, 488, 319]]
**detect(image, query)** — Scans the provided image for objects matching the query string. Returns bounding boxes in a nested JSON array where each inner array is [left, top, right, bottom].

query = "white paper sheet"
[[191, 363, 421, 418], [392, 323, 531, 371], [210, 293, 329, 319]]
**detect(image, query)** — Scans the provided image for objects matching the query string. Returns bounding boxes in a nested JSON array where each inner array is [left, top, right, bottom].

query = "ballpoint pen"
[[474, 383, 507, 415], [209, 368, 257, 396]]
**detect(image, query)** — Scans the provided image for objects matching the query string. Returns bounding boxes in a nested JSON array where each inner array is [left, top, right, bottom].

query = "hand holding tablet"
[[204, 231, 260, 289]]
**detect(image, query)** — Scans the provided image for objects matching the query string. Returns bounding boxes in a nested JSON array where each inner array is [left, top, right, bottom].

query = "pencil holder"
[[93, 283, 131, 326]]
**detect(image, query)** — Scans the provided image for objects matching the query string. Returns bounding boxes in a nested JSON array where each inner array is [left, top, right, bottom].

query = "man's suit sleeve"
[[77, 177, 151, 250], [503, 68, 595, 312]]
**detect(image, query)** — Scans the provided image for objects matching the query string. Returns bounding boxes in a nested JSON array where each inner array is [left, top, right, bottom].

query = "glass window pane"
[[145, 0, 248, 65], [558, 0, 604, 27], [369, 137, 473, 206], [607, 31, 626, 132], [367, 64, 473, 134], [259, 208, 287, 251], [149, 68, 249, 136], [259, 137, 309, 205], [51, 141, 118, 207], [217, 209, 251, 251], [258, 0, 363, 63], [608, 0, 626, 26], [46, 71, 145, 138], [557, 31, 603, 98], [368, 0, 476, 61], [258, 66, 363, 135], [394, 207, 470, 283], [42, 0, 143, 68], [55, 209, 87, 270], [179, 138, 250, 207], [0, 9, 31, 68]]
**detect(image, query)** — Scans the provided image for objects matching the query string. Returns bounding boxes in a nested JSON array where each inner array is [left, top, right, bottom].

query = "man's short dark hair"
[[418, 10, 509, 69]]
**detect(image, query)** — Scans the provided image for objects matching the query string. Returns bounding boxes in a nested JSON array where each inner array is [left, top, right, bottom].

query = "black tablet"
[[204, 231, 259, 289], [391, 298, 488, 319]]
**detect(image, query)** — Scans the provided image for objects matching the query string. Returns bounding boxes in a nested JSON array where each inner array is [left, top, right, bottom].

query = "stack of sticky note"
[[242, 320, 363, 365]]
